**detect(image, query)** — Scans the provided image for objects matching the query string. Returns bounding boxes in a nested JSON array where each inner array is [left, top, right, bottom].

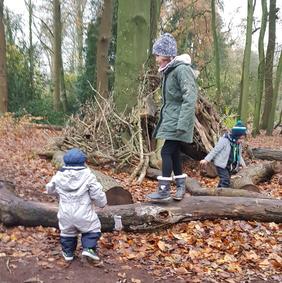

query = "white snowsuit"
[[46, 167, 107, 237]]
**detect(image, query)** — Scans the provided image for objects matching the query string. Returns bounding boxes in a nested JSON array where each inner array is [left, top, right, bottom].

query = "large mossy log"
[[1, 180, 281, 232]]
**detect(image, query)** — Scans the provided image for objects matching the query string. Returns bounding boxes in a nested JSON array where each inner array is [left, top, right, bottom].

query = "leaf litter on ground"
[[0, 115, 281, 282]]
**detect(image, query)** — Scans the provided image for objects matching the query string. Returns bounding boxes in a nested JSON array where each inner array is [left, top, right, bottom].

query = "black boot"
[[147, 176, 172, 202], [173, 174, 187, 201]]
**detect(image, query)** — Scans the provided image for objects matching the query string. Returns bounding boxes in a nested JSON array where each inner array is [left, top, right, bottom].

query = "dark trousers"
[[60, 232, 101, 255], [161, 140, 182, 177], [216, 166, 231, 188]]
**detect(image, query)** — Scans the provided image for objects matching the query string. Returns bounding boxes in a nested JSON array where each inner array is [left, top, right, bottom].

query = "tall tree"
[[114, 0, 157, 113], [26, 0, 34, 95], [0, 0, 7, 114], [75, 0, 87, 71], [211, 0, 221, 100], [261, 0, 276, 129], [253, 0, 267, 136], [53, 0, 61, 111], [267, 48, 282, 134], [96, 0, 113, 98], [238, 0, 254, 123], [53, 0, 67, 111]]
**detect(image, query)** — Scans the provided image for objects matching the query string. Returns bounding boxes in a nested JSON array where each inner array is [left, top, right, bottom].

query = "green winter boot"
[[147, 176, 172, 202], [173, 174, 187, 201]]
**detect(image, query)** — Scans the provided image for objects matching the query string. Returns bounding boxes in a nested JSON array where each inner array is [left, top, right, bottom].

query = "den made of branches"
[[43, 80, 224, 185]]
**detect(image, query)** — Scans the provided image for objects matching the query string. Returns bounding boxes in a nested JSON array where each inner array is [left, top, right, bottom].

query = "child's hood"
[[163, 54, 199, 78], [55, 167, 92, 192]]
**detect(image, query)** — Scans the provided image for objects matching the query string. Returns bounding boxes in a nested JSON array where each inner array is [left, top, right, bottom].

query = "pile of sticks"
[[61, 96, 146, 172]]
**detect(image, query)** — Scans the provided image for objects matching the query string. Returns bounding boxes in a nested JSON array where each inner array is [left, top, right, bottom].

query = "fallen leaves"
[[0, 116, 282, 282]]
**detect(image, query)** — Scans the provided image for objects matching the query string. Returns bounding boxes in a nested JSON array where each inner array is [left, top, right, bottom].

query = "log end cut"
[[106, 187, 133, 205]]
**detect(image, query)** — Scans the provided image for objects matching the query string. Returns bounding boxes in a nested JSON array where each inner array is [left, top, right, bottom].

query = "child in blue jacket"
[[200, 121, 247, 188]]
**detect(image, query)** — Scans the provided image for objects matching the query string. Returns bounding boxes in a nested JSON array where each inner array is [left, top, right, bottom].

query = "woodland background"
[[0, 0, 281, 134], [0, 0, 282, 282]]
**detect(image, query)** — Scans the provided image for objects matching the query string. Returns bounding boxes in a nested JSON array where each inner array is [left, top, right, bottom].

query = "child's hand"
[[200, 160, 208, 166]]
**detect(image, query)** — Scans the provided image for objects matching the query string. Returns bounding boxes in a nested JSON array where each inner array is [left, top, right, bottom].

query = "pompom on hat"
[[231, 120, 247, 138], [152, 33, 177, 57], [63, 148, 86, 167]]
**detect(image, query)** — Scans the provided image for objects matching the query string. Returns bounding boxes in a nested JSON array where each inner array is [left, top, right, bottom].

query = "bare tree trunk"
[[253, 0, 267, 136], [262, 0, 276, 129], [239, 0, 254, 123], [114, 0, 151, 113], [27, 0, 34, 96], [211, 0, 221, 100], [75, 0, 86, 71], [0, 0, 8, 114], [267, 48, 282, 134], [53, 0, 61, 111], [60, 58, 68, 112], [96, 0, 113, 98]]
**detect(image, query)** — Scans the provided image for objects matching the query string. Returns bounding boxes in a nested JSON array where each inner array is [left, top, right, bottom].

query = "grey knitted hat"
[[152, 33, 177, 57]]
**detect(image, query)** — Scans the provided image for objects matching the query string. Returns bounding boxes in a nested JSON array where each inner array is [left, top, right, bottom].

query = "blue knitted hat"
[[231, 120, 247, 137], [152, 33, 177, 57], [63, 148, 86, 167]]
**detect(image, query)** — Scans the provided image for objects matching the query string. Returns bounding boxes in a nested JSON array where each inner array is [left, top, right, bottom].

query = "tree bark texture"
[[1, 181, 281, 231], [0, 0, 8, 114], [75, 0, 86, 71], [253, 0, 267, 136], [267, 47, 282, 134], [231, 161, 281, 192], [248, 147, 282, 161], [53, 0, 62, 111], [239, 0, 254, 123], [114, 0, 151, 113], [262, 0, 276, 129], [96, 0, 113, 98], [211, 0, 221, 99]]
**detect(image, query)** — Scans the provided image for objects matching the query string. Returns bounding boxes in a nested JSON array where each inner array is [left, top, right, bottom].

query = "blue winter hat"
[[152, 33, 177, 57], [63, 148, 86, 167], [231, 120, 247, 137]]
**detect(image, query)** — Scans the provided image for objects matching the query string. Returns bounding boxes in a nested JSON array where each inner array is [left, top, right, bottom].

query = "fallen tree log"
[[231, 161, 281, 192], [146, 168, 271, 199], [0, 181, 281, 231], [248, 147, 282, 161]]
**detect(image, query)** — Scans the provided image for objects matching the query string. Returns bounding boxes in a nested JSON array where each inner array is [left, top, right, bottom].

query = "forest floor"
[[0, 115, 281, 283]]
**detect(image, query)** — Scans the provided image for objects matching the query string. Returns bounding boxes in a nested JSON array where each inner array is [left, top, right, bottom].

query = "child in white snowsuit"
[[46, 148, 107, 261], [200, 121, 247, 188]]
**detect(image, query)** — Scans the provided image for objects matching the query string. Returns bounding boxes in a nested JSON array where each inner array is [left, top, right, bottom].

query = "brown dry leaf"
[[174, 266, 189, 275], [258, 259, 270, 269], [126, 253, 137, 260], [244, 250, 259, 261], [226, 263, 242, 273], [268, 253, 282, 269], [157, 240, 166, 251], [118, 272, 126, 278]]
